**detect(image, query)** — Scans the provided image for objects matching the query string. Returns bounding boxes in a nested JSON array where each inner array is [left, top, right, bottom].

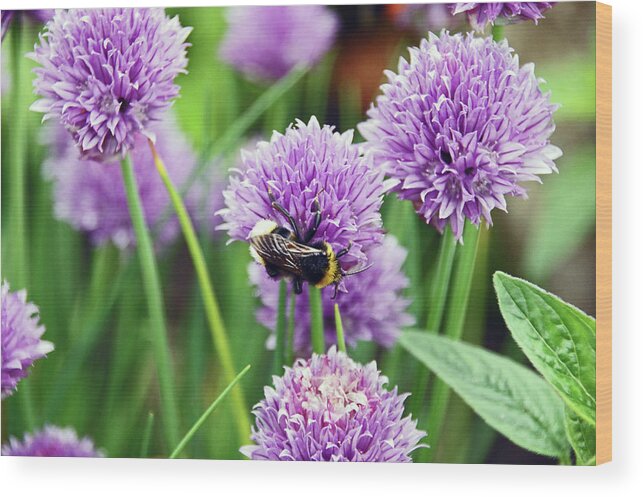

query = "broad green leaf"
[[564, 406, 596, 465], [400, 331, 568, 458], [493, 272, 596, 425]]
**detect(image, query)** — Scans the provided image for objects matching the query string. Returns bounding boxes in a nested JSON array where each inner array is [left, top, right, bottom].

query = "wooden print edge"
[[595, 1, 612, 465]]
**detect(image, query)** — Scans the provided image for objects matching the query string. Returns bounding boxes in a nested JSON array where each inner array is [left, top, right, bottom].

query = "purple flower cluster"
[[42, 115, 199, 250], [242, 347, 426, 461], [29, 8, 191, 161], [219, 5, 338, 81], [450, 3, 555, 31], [1, 282, 53, 398], [359, 32, 561, 239], [2, 425, 103, 457], [250, 235, 414, 353], [218, 117, 386, 270]]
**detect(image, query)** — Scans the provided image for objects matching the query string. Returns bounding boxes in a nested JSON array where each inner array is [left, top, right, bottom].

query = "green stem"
[[492, 24, 505, 42], [559, 450, 572, 466], [273, 281, 287, 375], [408, 227, 458, 423], [120, 155, 180, 450], [170, 365, 251, 459], [7, 17, 28, 289], [334, 304, 346, 354], [286, 291, 296, 365], [140, 412, 155, 458], [309, 287, 325, 354], [423, 222, 481, 462], [426, 227, 458, 332], [149, 142, 250, 445]]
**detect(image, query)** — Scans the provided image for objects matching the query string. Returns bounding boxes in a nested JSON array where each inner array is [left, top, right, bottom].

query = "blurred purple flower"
[[2, 425, 103, 457], [218, 116, 386, 271], [359, 32, 561, 240], [43, 115, 198, 250], [219, 5, 338, 81], [450, 3, 555, 31], [1, 282, 53, 398], [393, 3, 461, 34], [29, 8, 191, 161], [250, 235, 414, 353], [242, 347, 426, 461]]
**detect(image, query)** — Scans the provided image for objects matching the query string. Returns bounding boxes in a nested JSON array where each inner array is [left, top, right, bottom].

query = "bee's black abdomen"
[[300, 253, 330, 285]]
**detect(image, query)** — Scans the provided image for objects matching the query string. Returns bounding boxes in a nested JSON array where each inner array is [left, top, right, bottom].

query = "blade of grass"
[[273, 281, 287, 375], [170, 365, 252, 459], [149, 141, 250, 445], [286, 290, 296, 365], [120, 154, 180, 450], [334, 304, 346, 354], [140, 412, 155, 458], [309, 287, 325, 354]]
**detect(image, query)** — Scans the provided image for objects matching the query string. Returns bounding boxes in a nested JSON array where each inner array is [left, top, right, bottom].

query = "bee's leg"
[[268, 190, 303, 242], [265, 264, 280, 279], [335, 242, 353, 259], [303, 198, 322, 243], [331, 282, 339, 300], [293, 278, 303, 295]]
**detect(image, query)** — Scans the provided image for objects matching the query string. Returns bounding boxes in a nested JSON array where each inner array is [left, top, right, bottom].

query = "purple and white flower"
[[43, 115, 198, 250], [29, 8, 191, 161], [2, 425, 103, 457], [1, 282, 53, 398], [218, 116, 386, 271], [242, 347, 426, 461], [359, 32, 561, 240], [450, 3, 555, 31]]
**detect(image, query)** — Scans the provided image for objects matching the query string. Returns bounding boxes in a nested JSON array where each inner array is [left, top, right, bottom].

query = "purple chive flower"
[[43, 115, 197, 250], [1, 282, 53, 398], [218, 116, 386, 271], [2, 425, 103, 457], [242, 347, 426, 461], [250, 235, 414, 353], [219, 6, 338, 81], [29, 8, 191, 161], [359, 32, 561, 240], [450, 3, 555, 31]]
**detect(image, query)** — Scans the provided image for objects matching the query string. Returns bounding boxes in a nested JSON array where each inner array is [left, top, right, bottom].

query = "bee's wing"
[[250, 235, 322, 276]]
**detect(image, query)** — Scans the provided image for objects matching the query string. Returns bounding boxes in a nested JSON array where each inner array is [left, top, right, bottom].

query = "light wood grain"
[[595, 1, 612, 466]]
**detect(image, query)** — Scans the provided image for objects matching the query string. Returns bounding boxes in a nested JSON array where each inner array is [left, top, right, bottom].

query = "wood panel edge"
[[595, 0, 612, 466]]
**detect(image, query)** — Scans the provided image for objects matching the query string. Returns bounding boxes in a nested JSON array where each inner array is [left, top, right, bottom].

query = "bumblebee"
[[249, 191, 369, 298]]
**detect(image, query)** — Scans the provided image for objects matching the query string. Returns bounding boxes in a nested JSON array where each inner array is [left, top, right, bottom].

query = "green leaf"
[[493, 272, 596, 425], [564, 406, 596, 465], [400, 331, 568, 458]]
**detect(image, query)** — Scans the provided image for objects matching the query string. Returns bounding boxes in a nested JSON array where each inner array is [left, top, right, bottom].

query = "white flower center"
[[301, 373, 368, 423]]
